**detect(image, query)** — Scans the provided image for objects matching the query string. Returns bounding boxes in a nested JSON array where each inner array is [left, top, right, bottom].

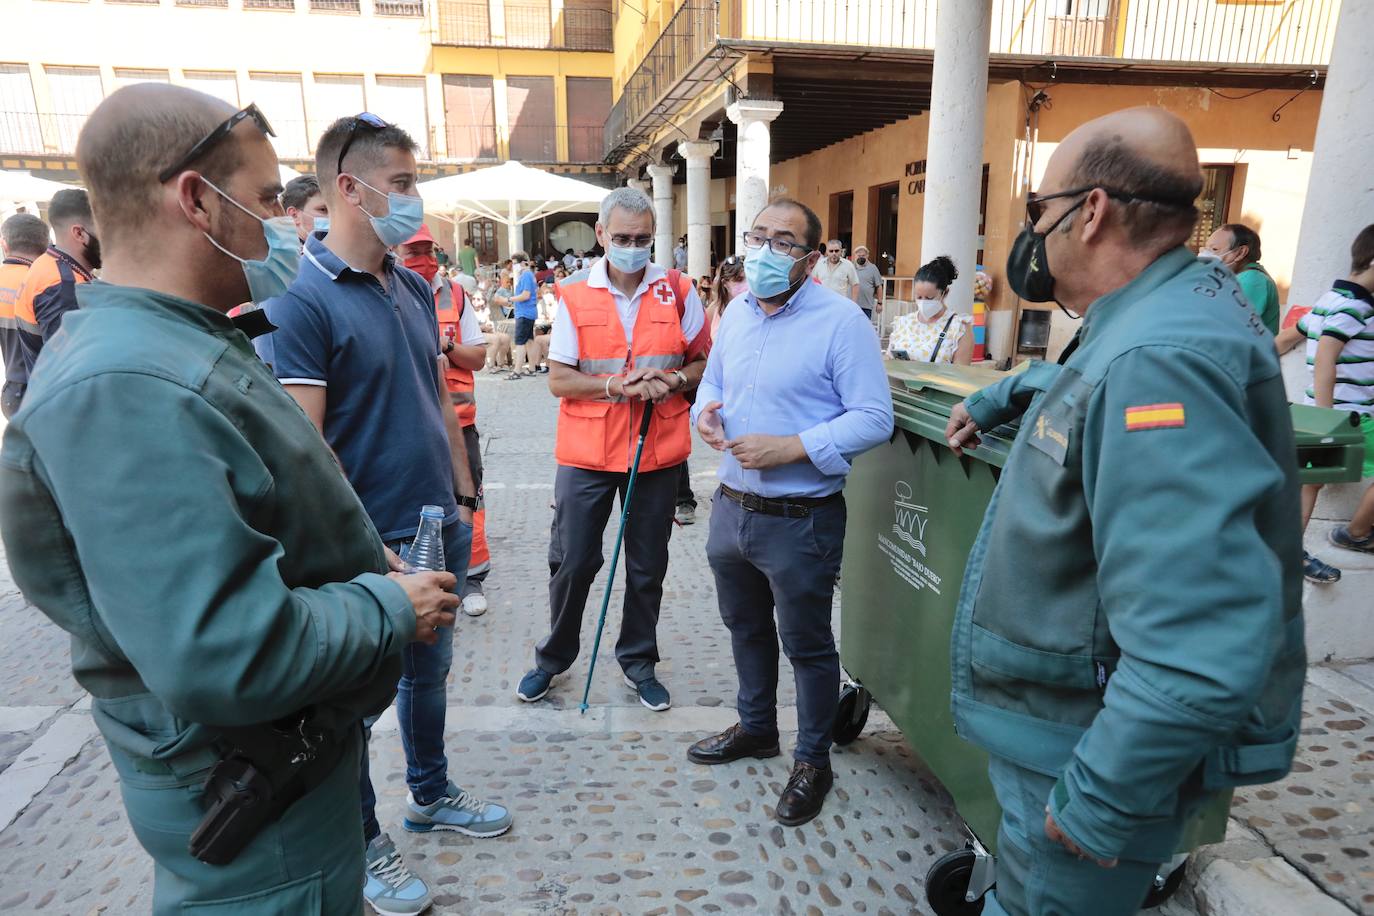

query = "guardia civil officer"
[[0, 83, 460, 914], [944, 108, 1303, 915]]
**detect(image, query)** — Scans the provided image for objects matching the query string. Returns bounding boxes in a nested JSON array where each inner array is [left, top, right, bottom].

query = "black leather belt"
[[719, 484, 841, 518]]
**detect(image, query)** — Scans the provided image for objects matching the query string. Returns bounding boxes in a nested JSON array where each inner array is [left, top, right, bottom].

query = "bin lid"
[[886, 361, 1025, 416], [1289, 402, 1363, 445]]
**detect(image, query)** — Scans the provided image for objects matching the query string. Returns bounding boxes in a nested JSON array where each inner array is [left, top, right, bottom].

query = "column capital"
[[645, 163, 677, 181], [726, 98, 784, 126], [626, 178, 650, 193], [677, 139, 718, 162]]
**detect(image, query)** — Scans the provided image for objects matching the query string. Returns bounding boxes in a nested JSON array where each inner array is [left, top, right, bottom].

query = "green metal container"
[[837, 362, 1364, 901]]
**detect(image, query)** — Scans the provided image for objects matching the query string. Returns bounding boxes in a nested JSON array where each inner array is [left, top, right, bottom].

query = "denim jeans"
[[361, 518, 471, 843]]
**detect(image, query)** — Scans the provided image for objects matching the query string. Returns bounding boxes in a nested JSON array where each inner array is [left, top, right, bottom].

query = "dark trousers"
[[706, 488, 846, 767], [536, 464, 677, 682], [2, 381, 24, 419], [675, 461, 696, 509]]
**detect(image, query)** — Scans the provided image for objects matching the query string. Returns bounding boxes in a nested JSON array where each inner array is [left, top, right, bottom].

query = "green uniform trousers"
[[109, 726, 365, 915], [983, 755, 1183, 916]]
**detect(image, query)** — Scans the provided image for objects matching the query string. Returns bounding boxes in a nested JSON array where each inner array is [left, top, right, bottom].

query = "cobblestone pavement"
[[0, 372, 1367, 914]]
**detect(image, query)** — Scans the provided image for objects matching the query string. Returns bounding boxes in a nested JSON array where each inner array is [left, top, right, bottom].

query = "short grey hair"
[[600, 186, 654, 227], [827, 239, 843, 250]]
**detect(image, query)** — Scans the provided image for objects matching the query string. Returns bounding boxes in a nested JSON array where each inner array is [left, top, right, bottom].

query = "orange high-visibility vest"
[[554, 273, 693, 473], [0, 259, 31, 321], [435, 279, 477, 428]]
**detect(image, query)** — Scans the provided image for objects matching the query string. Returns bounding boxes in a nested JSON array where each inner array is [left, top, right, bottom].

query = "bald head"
[[77, 83, 242, 244], [1047, 107, 1203, 249]]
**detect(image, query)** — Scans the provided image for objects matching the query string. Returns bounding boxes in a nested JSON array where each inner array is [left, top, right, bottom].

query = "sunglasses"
[[158, 103, 274, 184], [1026, 185, 1195, 225], [336, 112, 392, 177]]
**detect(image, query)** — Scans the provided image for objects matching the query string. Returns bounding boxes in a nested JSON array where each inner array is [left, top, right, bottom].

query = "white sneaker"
[[461, 593, 488, 617]]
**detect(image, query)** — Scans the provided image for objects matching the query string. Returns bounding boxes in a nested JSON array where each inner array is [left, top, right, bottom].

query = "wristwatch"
[[442, 340, 455, 354], [672, 369, 689, 390], [455, 495, 479, 510]]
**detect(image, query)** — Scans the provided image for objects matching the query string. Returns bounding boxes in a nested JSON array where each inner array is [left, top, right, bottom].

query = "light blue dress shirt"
[[692, 279, 894, 498]]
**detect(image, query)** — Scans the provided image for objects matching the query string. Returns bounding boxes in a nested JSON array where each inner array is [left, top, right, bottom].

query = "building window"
[[563, 0, 612, 51], [505, 0, 552, 48], [243, 0, 295, 9], [442, 74, 497, 162], [309, 0, 360, 11], [248, 72, 309, 159], [176, 0, 229, 7], [112, 68, 171, 90], [107, 0, 160, 5], [867, 182, 900, 277], [309, 74, 365, 151], [44, 66, 104, 154], [464, 218, 498, 265], [437, 0, 491, 44], [506, 76, 556, 162], [0, 64, 43, 156], [565, 76, 610, 163], [182, 70, 239, 106], [828, 191, 854, 254], [1191, 165, 1235, 251], [375, 0, 423, 15], [373, 76, 430, 159]]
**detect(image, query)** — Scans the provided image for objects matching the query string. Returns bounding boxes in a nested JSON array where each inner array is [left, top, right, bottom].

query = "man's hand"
[[387, 570, 460, 645], [945, 401, 983, 456], [384, 545, 409, 573], [622, 367, 672, 403], [726, 434, 806, 470], [1044, 809, 1118, 869], [874, 301, 883, 314], [697, 401, 726, 450]]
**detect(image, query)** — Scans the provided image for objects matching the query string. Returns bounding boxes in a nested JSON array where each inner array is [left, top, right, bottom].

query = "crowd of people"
[[0, 83, 1371, 916]]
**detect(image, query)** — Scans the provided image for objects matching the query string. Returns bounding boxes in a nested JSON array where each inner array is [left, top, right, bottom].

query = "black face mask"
[[1006, 197, 1085, 304], [82, 232, 102, 270], [856, 257, 867, 265]]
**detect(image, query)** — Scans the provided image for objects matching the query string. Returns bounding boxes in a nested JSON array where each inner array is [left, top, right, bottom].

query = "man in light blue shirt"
[[686, 198, 892, 827]]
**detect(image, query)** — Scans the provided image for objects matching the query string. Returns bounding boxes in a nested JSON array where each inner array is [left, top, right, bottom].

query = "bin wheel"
[[925, 848, 986, 915], [833, 683, 871, 746], [1141, 859, 1187, 908]]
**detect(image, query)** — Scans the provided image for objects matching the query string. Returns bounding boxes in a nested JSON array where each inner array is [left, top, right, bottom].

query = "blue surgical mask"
[[350, 175, 424, 247], [201, 179, 301, 304], [312, 216, 329, 236], [745, 243, 808, 299], [608, 242, 652, 274]]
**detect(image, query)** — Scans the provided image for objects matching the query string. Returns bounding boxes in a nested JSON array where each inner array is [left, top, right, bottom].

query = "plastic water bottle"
[[405, 505, 446, 573]]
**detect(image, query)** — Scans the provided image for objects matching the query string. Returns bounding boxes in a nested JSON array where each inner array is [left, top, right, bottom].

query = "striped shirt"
[[1300, 280, 1374, 413]]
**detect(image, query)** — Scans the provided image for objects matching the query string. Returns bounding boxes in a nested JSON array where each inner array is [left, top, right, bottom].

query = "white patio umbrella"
[[0, 170, 75, 205], [278, 163, 303, 184], [417, 161, 610, 255]]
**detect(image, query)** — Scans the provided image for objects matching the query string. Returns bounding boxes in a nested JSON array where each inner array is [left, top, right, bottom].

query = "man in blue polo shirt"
[[508, 250, 539, 379], [257, 113, 512, 916]]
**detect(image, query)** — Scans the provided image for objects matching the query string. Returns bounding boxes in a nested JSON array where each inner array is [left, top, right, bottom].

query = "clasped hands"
[[609, 367, 682, 404]]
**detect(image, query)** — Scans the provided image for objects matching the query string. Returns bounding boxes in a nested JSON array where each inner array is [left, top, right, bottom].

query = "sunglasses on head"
[[1025, 185, 1194, 225], [336, 112, 392, 177], [158, 103, 274, 184]]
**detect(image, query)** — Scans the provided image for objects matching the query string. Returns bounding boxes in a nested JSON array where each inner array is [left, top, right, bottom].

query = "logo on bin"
[[892, 480, 930, 557]]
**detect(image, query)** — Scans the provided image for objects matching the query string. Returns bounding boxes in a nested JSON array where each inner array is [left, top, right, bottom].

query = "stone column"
[[678, 139, 717, 280], [626, 178, 650, 196], [646, 163, 676, 269], [919, 0, 992, 314], [726, 99, 784, 253], [1287, 0, 1374, 310]]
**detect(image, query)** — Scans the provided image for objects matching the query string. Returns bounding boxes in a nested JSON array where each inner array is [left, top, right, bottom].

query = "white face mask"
[[917, 298, 943, 320]]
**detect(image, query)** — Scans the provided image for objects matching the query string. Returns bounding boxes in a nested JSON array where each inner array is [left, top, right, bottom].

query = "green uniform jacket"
[[952, 248, 1304, 863], [1236, 262, 1280, 336], [0, 282, 414, 767]]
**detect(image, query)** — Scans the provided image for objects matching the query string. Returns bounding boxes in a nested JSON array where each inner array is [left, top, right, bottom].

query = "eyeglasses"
[[742, 230, 809, 256], [336, 112, 391, 177], [610, 234, 653, 248], [1026, 185, 1194, 225], [158, 103, 274, 183]]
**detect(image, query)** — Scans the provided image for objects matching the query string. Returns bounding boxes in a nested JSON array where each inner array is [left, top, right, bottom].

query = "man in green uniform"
[[945, 108, 1304, 915], [1201, 223, 1281, 335], [0, 83, 461, 914]]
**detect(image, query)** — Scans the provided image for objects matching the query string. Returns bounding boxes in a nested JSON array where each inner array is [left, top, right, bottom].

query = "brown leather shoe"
[[775, 761, 833, 826], [687, 724, 781, 765]]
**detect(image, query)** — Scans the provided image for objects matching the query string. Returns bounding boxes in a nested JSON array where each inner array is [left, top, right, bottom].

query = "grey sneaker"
[[363, 833, 431, 916], [674, 503, 696, 525], [403, 780, 513, 838]]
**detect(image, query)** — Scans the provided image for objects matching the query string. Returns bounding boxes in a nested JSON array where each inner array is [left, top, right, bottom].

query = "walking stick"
[[580, 402, 656, 714]]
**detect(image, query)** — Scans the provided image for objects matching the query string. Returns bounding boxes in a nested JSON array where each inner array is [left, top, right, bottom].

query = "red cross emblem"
[[651, 282, 675, 307]]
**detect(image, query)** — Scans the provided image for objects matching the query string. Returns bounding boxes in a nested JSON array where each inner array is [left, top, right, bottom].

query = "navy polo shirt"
[[256, 233, 458, 541]]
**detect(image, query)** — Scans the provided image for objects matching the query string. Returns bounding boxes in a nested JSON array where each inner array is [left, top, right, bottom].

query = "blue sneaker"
[[363, 833, 431, 916], [516, 667, 554, 702], [403, 780, 513, 837], [1303, 550, 1342, 584], [1329, 525, 1374, 554], [624, 673, 671, 711]]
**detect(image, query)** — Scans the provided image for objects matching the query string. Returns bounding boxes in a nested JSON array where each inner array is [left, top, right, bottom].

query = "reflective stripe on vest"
[[554, 275, 693, 474], [435, 279, 477, 426]]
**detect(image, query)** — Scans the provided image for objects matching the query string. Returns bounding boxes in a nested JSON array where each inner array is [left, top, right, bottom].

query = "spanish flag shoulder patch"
[[1124, 402, 1186, 431]]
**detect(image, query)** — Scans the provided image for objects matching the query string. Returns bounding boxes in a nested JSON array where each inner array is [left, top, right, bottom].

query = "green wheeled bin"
[[834, 362, 1367, 916]]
